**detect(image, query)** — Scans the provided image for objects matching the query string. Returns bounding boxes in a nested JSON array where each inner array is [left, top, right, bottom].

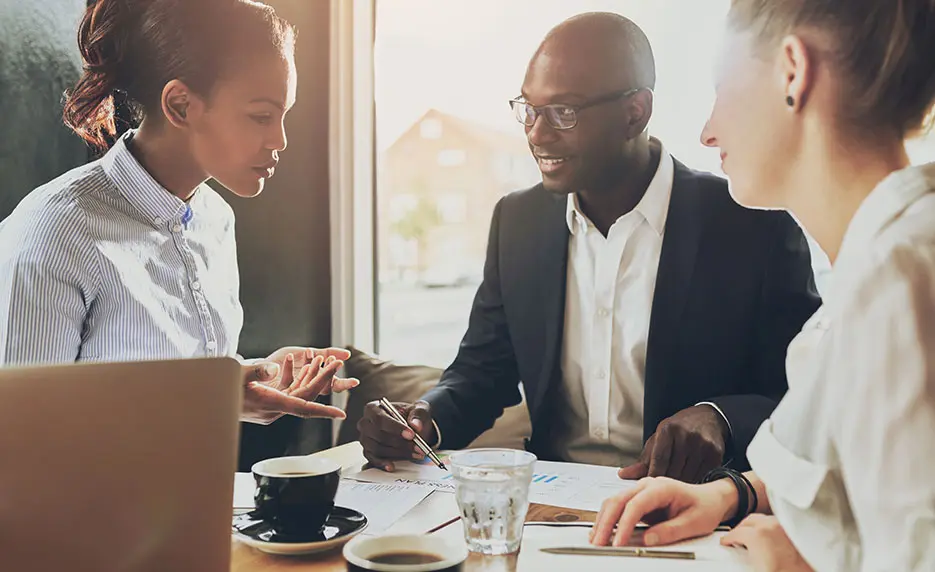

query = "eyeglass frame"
[[508, 87, 644, 130]]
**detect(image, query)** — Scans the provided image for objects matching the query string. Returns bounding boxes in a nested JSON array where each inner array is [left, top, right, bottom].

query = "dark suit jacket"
[[422, 160, 821, 469]]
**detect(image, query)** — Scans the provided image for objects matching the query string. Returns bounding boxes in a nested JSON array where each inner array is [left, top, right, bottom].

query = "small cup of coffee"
[[251, 456, 341, 537], [343, 534, 468, 571]]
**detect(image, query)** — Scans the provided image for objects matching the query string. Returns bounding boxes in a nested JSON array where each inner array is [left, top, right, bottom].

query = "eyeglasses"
[[509, 88, 642, 130]]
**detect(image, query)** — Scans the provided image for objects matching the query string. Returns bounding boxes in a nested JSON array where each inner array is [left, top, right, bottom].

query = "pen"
[[540, 546, 695, 559], [524, 522, 730, 532], [379, 397, 447, 471]]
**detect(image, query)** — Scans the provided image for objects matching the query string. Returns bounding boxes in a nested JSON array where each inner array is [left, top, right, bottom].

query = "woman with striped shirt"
[[0, 0, 356, 424]]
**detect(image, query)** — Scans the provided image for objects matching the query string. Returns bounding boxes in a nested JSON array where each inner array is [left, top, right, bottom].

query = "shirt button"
[[191, 281, 201, 291], [153, 217, 164, 226], [594, 428, 607, 438], [172, 224, 183, 233], [597, 371, 607, 380], [206, 341, 217, 351], [598, 308, 610, 318]]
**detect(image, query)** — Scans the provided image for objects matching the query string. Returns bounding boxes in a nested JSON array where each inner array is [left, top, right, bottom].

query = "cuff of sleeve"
[[696, 401, 733, 464], [431, 418, 442, 448]]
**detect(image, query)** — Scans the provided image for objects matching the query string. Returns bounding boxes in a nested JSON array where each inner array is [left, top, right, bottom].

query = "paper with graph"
[[349, 451, 459, 492], [526, 460, 637, 512], [349, 454, 637, 512]]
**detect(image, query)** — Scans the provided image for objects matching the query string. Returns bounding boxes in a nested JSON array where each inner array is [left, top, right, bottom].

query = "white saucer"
[[233, 506, 368, 555]]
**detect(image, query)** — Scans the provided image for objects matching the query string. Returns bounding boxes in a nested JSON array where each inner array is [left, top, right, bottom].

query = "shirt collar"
[[100, 131, 190, 227], [565, 138, 674, 236], [837, 161, 935, 264]]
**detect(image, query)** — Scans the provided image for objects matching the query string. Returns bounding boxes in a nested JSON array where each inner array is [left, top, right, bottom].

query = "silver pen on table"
[[540, 546, 695, 559]]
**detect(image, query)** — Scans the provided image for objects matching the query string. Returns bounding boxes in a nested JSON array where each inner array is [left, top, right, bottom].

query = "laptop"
[[0, 358, 243, 572]]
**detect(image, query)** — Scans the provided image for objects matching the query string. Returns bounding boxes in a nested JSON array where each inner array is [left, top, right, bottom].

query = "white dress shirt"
[[552, 140, 674, 467], [746, 162, 935, 571], [0, 131, 243, 365]]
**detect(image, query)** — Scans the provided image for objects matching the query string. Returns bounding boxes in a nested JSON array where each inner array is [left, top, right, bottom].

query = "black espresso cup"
[[251, 456, 341, 537]]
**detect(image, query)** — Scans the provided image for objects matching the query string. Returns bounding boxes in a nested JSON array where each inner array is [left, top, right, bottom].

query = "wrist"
[[697, 404, 730, 446], [709, 478, 741, 524]]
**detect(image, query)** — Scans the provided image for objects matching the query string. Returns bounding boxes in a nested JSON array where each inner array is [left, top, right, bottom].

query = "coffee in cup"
[[251, 456, 341, 537], [343, 534, 468, 571]]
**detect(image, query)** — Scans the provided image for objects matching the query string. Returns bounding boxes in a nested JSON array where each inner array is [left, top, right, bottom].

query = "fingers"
[[361, 440, 398, 473], [368, 402, 414, 437], [665, 437, 689, 481], [290, 348, 311, 370], [682, 450, 706, 484], [701, 449, 725, 484], [359, 431, 414, 461], [302, 358, 341, 398], [406, 401, 434, 439], [298, 357, 326, 389], [720, 514, 770, 548], [280, 357, 321, 394], [289, 401, 347, 419], [302, 356, 344, 394], [363, 455, 395, 472], [590, 479, 651, 546], [276, 353, 296, 390], [358, 401, 420, 468], [642, 507, 712, 546], [311, 347, 352, 361], [618, 462, 649, 480], [612, 479, 681, 547], [242, 361, 280, 384], [620, 433, 654, 480], [331, 376, 360, 393], [647, 426, 674, 477], [721, 521, 755, 549], [245, 382, 346, 420]]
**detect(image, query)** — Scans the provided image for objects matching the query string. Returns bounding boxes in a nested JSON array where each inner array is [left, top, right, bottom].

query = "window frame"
[[329, 0, 377, 355]]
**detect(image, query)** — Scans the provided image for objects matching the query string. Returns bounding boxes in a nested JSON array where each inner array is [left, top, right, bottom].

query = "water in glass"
[[449, 449, 536, 555]]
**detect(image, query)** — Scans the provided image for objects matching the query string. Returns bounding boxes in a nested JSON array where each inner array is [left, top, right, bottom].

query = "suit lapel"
[[529, 191, 570, 424], [643, 162, 708, 440]]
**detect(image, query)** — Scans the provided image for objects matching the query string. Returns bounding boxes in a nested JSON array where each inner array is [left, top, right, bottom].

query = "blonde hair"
[[729, 0, 935, 137]]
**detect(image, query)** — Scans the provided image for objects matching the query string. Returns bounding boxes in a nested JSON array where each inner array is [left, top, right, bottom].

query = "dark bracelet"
[[735, 470, 758, 515], [702, 467, 751, 528]]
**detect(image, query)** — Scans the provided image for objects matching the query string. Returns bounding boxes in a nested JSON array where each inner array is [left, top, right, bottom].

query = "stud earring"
[[786, 95, 795, 107]]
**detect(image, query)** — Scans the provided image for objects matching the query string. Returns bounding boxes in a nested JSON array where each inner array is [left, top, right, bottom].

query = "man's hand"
[[358, 400, 437, 472], [240, 351, 358, 424], [618, 405, 729, 483]]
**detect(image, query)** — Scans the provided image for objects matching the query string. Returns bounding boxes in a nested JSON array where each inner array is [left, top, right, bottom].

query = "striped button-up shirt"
[[0, 132, 243, 366]]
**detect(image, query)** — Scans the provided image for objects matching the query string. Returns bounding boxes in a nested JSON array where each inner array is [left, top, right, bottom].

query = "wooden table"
[[231, 443, 597, 572]]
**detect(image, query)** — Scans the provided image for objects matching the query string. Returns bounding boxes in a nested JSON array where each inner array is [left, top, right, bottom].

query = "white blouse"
[[747, 162, 935, 571]]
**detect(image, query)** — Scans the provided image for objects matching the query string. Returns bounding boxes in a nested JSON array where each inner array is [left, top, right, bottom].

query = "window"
[[436, 192, 468, 224], [388, 193, 418, 222], [368, 1, 935, 367], [373, 0, 736, 367], [436, 149, 467, 167], [419, 118, 443, 139]]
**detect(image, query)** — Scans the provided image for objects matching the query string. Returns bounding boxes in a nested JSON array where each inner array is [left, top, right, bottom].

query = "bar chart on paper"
[[526, 462, 636, 512]]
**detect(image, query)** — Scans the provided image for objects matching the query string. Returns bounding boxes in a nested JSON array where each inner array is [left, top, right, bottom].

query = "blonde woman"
[[591, 0, 935, 570]]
